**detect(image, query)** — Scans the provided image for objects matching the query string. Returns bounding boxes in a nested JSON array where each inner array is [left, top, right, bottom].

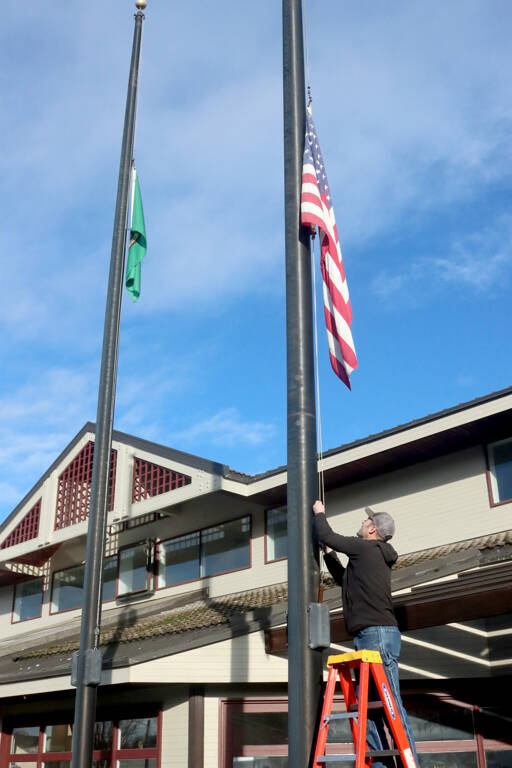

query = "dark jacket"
[[314, 512, 398, 637]]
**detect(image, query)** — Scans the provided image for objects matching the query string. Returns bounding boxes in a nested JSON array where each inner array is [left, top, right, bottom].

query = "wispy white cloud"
[[371, 215, 512, 302], [172, 408, 276, 449]]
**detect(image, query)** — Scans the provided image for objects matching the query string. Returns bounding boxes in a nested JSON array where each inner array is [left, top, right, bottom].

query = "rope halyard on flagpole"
[[303, 0, 312, 103], [302, 0, 325, 505], [311, 234, 326, 506]]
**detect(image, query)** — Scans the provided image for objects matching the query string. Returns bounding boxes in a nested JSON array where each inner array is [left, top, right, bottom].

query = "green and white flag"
[[126, 167, 147, 302]]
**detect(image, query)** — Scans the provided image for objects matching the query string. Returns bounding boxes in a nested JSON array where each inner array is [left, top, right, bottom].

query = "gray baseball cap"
[[366, 506, 395, 541]]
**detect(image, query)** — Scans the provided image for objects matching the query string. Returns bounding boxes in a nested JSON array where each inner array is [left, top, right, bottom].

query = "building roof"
[[3, 384, 512, 539], [1, 525, 511, 685]]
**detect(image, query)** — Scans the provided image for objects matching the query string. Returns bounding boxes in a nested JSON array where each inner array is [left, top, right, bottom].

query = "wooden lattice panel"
[[132, 457, 191, 503], [0, 499, 41, 549], [54, 442, 117, 530]]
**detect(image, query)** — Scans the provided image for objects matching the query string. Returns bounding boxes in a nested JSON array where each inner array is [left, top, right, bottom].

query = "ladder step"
[[325, 713, 358, 721], [349, 701, 384, 711], [318, 751, 400, 762]]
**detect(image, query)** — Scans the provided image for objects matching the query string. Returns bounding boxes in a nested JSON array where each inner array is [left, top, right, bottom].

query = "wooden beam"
[[188, 685, 204, 768]]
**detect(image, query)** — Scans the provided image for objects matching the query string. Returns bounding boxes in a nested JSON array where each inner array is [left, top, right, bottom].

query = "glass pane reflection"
[[415, 753, 477, 768], [12, 726, 39, 754], [486, 751, 512, 768], [45, 724, 72, 752], [408, 701, 474, 741], [119, 717, 157, 748]]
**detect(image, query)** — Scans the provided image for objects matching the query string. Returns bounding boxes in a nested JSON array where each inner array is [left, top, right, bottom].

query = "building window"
[[3, 716, 159, 768], [12, 578, 43, 623], [221, 696, 509, 768], [102, 556, 117, 602], [266, 507, 287, 562], [118, 717, 157, 748], [51, 565, 84, 613], [488, 439, 512, 504], [201, 517, 250, 577], [11, 725, 39, 754], [158, 516, 251, 588], [51, 558, 119, 613], [160, 532, 200, 586], [118, 542, 150, 596]]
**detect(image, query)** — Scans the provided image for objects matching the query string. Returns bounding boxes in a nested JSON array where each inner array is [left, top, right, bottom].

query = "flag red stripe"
[[301, 111, 357, 388], [324, 307, 358, 369], [329, 351, 351, 389], [321, 250, 353, 326]]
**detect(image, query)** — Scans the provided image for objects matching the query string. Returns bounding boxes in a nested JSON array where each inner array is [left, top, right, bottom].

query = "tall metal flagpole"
[[282, 0, 323, 766], [70, 5, 146, 768]]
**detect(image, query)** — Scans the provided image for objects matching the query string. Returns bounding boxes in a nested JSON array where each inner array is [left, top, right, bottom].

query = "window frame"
[[486, 438, 512, 507], [264, 506, 288, 564], [156, 514, 252, 590], [49, 564, 85, 616], [50, 556, 119, 615], [219, 694, 512, 768], [116, 540, 153, 599], [1, 712, 162, 768], [101, 554, 118, 605], [11, 577, 44, 625]]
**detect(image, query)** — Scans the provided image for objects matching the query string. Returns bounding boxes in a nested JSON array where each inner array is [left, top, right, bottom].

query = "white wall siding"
[[323, 447, 504, 557], [204, 694, 220, 768], [130, 631, 288, 685], [160, 691, 189, 768]]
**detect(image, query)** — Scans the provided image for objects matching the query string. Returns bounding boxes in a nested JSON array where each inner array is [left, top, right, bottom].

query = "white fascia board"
[[117, 446, 223, 521], [320, 394, 512, 473], [227, 392, 512, 498], [220, 474, 287, 497], [0, 675, 73, 698], [0, 665, 133, 698]]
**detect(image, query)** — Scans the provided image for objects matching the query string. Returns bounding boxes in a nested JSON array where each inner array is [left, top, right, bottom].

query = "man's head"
[[357, 507, 395, 541]]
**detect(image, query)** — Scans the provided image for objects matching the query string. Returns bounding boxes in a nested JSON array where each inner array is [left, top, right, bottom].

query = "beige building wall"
[[1, 442, 509, 643], [204, 693, 220, 768], [321, 446, 505, 556], [160, 690, 189, 768], [130, 632, 288, 685]]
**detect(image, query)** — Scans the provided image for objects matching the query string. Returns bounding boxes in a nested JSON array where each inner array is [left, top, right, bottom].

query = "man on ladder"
[[312, 501, 421, 768]]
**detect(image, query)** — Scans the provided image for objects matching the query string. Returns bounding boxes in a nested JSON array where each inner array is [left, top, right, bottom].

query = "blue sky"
[[1, 1, 512, 522]]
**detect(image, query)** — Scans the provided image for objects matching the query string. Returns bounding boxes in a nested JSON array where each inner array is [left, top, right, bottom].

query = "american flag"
[[301, 108, 357, 389]]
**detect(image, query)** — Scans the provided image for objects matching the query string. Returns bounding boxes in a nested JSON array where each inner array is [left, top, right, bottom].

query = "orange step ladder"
[[313, 650, 418, 768]]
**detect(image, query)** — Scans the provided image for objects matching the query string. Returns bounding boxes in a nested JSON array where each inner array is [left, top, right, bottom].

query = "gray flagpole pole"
[[282, 0, 323, 766], [70, 5, 145, 768]]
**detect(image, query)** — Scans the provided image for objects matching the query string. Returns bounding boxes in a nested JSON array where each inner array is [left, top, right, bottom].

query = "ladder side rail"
[[370, 663, 418, 768], [313, 665, 339, 768], [338, 663, 360, 749], [355, 662, 370, 768]]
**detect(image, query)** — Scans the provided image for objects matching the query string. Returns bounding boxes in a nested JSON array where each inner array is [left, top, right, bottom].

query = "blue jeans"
[[353, 626, 420, 768]]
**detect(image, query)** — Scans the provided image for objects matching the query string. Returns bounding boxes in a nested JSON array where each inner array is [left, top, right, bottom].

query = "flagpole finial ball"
[[135, 0, 147, 9]]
